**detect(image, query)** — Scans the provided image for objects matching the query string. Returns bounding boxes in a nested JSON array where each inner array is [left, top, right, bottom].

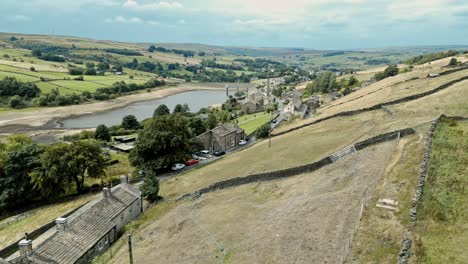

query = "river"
[[61, 90, 231, 128]]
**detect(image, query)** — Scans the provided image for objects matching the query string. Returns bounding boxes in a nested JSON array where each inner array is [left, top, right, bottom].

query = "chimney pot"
[[56, 217, 68, 232], [19, 239, 32, 258], [103, 187, 111, 198]]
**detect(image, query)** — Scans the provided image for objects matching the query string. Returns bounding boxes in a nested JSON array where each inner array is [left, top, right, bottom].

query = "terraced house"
[[10, 178, 142, 264]]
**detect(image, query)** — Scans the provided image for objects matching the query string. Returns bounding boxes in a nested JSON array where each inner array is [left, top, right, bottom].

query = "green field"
[[415, 119, 468, 263], [235, 112, 272, 135]]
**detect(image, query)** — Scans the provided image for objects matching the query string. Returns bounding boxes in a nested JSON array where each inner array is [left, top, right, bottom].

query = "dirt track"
[[110, 141, 396, 264]]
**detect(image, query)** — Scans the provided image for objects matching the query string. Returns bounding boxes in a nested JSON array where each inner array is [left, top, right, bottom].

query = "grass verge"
[[413, 119, 468, 263]]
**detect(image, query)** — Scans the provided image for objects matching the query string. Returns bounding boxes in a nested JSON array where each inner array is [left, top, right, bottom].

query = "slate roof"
[[28, 184, 140, 264], [212, 124, 238, 137]]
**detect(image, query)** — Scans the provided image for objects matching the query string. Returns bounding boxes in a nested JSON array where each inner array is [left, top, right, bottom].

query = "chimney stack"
[[120, 175, 129, 184], [103, 187, 111, 198], [18, 239, 32, 259], [56, 217, 68, 232]]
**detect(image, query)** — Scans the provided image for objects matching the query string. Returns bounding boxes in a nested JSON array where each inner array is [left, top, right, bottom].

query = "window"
[[98, 241, 103, 251]]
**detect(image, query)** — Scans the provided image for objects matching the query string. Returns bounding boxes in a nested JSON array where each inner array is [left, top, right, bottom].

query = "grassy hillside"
[[95, 54, 467, 263]]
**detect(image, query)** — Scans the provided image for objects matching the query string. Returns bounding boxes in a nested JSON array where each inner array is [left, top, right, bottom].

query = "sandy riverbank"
[[0, 85, 231, 130]]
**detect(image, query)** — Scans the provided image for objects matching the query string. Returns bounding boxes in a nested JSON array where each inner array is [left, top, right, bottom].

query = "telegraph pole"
[[128, 234, 134, 264]]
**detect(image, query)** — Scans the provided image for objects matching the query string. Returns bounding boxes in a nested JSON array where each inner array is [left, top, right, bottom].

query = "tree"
[[153, 104, 170, 117], [31, 140, 105, 194], [94, 124, 111, 141], [31, 49, 42, 57], [348, 76, 358, 86], [0, 136, 44, 211], [206, 113, 217, 129], [182, 103, 190, 113], [9, 95, 23, 109], [122, 115, 140, 130], [383, 65, 399, 77], [9, 36, 18, 41], [198, 51, 206, 56], [83, 68, 97, 76], [67, 140, 106, 193], [30, 67, 35, 72], [30, 143, 71, 197], [188, 118, 206, 136], [375, 65, 399, 81], [308, 71, 338, 93], [448, 58, 458, 67], [256, 123, 271, 138], [129, 114, 194, 171], [173, 104, 184, 113], [140, 170, 160, 202]]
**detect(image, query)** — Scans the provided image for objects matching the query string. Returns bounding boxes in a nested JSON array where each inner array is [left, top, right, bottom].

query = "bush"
[[140, 171, 160, 202], [94, 124, 111, 141], [30, 67, 35, 72], [256, 123, 271, 138], [9, 95, 23, 108]]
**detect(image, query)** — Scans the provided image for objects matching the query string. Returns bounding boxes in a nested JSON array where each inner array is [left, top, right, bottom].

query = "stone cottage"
[[197, 124, 245, 153], [12, 178, 142, 264]]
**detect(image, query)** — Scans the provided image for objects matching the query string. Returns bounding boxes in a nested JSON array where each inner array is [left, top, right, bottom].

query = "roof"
[[212, 124, 242, 137], [112, 143, 135, 151], [28, 184, 140, 264]]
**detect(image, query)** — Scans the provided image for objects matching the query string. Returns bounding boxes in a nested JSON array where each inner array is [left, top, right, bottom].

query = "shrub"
[[9, 95, 23, 109], [256, 123, 271, 138], [140, 171, 160, 202], [94, 124, 111, 141]]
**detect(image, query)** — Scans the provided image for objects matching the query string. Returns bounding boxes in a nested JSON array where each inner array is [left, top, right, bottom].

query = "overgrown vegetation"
[[405, 50, 459, 65], [414, 119, 468, 263]]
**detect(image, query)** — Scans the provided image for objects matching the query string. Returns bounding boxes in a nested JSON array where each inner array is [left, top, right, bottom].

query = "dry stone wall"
[[180, 127, 415, 200], [274, 76, 468, 138]]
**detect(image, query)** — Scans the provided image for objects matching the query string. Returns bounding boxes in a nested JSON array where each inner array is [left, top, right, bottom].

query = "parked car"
[[239, 140, 247, 146], [171, 163, 185, 171], [214, 150, 226, 156], [185, 159, 199, 166], [200, 150, 210, 156]]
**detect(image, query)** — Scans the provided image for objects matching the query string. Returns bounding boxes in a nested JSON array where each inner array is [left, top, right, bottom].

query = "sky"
[[1, 0, 468, 49]]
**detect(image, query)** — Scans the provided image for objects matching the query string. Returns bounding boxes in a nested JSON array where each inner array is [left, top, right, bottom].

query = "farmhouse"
[[12, 178, 142, 264], [196, 124, 245, 153]]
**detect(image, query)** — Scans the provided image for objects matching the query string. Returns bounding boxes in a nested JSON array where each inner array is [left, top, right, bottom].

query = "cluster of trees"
[[31, 49, 65, 62], [104, 48, 143, 56], [405, 50, 459, 65], [306, 71, 360, 96], [233, 58, 285, 70], [374, 65, 399, 81], [201, 59, 244, 71], [95, 79, 165, 99], [0, 77, 41, 108], [147, 45, 195, 58], [307, 71, 338, 93], [69, 61, 111, 76], [0, 136, 106, 212]]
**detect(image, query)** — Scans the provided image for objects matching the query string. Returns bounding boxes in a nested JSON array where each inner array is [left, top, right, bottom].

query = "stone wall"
[[274, 76, 468, 138], [397, 115, 443, 264], [179, 127, 415, 200]]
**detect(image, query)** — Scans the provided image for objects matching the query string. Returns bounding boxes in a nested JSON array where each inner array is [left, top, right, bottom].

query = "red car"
[[185, 159, 199, 166]]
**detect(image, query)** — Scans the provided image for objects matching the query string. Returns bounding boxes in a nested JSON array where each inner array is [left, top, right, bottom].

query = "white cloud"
[[105, 16, 163, 26], [178, 19, 186, 24], [123, 0, 183, 11], [6, 14, 31, 22], [105, 16, 143, 23]]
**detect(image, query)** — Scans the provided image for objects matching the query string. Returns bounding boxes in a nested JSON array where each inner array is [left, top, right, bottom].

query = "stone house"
[[13, 178, 142, 264], [196, 124, 245, 153]]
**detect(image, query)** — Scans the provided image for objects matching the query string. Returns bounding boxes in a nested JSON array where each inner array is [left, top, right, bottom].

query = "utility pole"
[[128, 234, 134, 264]]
